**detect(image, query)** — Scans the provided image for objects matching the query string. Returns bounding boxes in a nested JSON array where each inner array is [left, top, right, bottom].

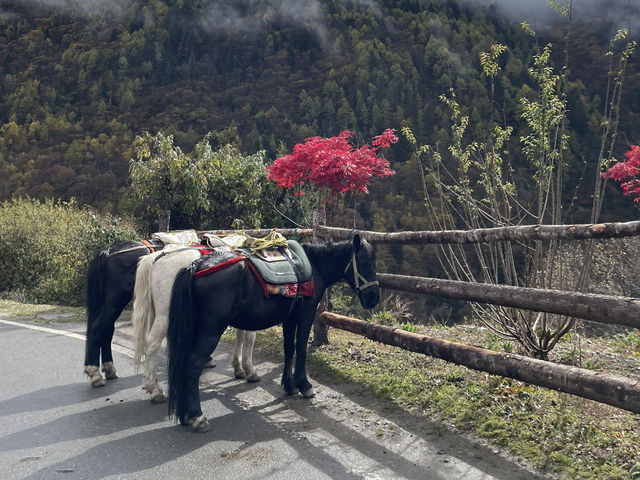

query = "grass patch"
[[0, 299, 85, 323]]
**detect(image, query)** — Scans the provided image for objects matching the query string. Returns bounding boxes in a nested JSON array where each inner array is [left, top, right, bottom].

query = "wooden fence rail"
[[201, 228, 314, 239], [314, 220, 640, 244], [204, 220, 640, 245], [320, 312, 640, 414], [379, 274, 640, 329], [202, 221, 640, 245]]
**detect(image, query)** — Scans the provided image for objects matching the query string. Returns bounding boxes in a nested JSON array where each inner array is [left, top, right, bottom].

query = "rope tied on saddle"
[[242, 231, 288, 251]]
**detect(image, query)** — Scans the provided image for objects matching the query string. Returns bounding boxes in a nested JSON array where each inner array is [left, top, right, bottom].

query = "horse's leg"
[[241, 330, 260, 383], [293, 315, 315, 398], [183, 333, 224, 433], [142, 310, 168, 403], [281, 320, 298, 395], [232, 329, 246, 379], [99, 295, 130, 381], [84, 313, 106, 387], [84, 302, 123, 387]]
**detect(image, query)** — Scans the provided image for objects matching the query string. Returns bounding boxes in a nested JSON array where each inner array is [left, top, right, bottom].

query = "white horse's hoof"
[[246, 372, 261, 383], [203, 358, 216, 369], [301, 387, 316, 398], [150, 392, 167, 404], [234, 370, 246, 380], [101, 362, 118, 380], [84, 366, 105, 387]]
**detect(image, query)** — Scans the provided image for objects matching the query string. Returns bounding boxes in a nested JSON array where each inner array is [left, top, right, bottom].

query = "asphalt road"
[[0, 316, 549, 480]]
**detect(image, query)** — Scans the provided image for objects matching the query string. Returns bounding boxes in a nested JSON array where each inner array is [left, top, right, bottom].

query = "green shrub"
[[0, 198, 138, 306]]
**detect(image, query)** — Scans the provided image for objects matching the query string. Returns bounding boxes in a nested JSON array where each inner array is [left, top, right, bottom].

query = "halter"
[[344, 250, 379, 294]]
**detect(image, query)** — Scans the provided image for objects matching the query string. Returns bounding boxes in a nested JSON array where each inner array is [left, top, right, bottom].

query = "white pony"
[[132, 246, 259, 403]]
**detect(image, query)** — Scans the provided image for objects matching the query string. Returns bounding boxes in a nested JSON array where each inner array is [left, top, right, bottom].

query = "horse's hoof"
[[84, 366, 105, 387], [246, 372, 261, 383], [301, 387, 316, 398], [191, 416, 212, 433], [150, 392, 167, 404], [234, 370, 246, 380], [203, 358, 216, 369], [101, 362, 118, 380], [91, 376, 106, 387]]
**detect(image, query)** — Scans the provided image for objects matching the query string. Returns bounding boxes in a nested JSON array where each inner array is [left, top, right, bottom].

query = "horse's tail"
[[132, 252, 159, 369], [167, 264, 197, 422], [86, 249, 108, 326]]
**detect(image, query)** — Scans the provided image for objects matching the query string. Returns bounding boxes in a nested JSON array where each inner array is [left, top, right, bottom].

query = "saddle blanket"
[[192, 246, 314, 298]]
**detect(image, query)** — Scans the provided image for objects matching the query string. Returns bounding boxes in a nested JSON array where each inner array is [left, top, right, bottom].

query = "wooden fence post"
[[312, 204, 329, 346]]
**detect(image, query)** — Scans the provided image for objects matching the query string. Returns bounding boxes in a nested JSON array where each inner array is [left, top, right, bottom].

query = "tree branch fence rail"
[[204, 220, 640, 413]]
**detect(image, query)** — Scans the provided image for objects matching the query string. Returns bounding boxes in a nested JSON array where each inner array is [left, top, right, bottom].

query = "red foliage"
[[603, 145, 640, 202], [268, 129, 398, 195]]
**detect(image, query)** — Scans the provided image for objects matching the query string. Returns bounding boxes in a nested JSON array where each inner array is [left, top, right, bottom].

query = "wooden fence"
[[206, 220, 640, 414]]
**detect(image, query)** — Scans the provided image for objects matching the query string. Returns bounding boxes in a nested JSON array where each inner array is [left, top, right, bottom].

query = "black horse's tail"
[[86, 249, 109, 327], [167, 264, 197, 422]]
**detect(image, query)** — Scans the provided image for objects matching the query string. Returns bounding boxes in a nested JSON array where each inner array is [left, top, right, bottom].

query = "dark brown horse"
[[166, 235, 380, 432]]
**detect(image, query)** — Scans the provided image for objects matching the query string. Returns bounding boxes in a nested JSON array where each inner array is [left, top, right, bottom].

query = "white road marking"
[[0, 318, 133, 357]]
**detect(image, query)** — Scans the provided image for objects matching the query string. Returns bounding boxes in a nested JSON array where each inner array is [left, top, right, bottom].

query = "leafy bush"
[[0, 198, 138, 305]]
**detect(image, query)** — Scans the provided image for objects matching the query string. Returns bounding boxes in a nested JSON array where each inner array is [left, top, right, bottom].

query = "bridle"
[[344, 250, 379, 294]]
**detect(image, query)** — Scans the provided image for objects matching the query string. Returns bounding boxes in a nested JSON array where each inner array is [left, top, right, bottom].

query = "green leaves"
[[129, 131, 268, 230], [0, 198, 137, 305]]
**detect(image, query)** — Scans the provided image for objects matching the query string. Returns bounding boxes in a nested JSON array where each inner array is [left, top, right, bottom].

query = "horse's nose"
[[360, 287, 380, 309]]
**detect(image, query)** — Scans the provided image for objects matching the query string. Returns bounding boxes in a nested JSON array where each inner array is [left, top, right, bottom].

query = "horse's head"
[[344, 234, 380, 309]]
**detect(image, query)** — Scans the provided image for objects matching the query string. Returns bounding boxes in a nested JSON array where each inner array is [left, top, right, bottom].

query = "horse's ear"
[[352, 233, 361, 251]]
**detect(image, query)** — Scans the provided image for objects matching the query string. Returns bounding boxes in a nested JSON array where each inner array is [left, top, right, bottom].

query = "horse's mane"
[[302, 240, 351, 259], [302, 240, 353, 284]]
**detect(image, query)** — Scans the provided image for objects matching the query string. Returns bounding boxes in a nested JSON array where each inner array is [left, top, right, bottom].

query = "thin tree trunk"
[[320, 312, 640, 414], [378, 273, 640, 329], [312, 204, 329, 346], [158, 210, 171, 232]]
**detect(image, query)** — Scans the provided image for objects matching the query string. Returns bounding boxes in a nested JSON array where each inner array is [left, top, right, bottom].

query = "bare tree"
[[402, 4, 636, 359]]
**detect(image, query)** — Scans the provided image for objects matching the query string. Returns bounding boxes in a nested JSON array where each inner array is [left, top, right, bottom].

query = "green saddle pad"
[[240, 240, 312, 285]]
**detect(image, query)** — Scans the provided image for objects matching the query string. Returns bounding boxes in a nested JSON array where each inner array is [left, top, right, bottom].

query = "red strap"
[[191, 244, 214, 256], [193, 256, 245, 279]]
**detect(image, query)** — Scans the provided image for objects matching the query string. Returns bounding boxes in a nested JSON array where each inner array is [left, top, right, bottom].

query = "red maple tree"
[[603, 145, 640, 202], [268, 129, 398, 195]]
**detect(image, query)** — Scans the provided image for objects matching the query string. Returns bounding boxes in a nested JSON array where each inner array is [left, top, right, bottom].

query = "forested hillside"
[[1, 1, 639, 304]]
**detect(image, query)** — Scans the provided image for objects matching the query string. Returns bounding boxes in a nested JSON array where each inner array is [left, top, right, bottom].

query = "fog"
[[471, 0, 640, 34]]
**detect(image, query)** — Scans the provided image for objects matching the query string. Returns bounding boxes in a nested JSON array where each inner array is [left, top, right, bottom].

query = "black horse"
[[167, 234, 380, 432], [84, 240, 161, 386]]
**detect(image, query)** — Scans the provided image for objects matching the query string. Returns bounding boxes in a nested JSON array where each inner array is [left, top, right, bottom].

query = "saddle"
[[239, 240, 312, 285], [193, 233, 314, 298]]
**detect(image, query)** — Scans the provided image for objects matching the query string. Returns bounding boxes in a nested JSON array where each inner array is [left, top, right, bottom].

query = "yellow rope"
[[242, 231, 288, 251]]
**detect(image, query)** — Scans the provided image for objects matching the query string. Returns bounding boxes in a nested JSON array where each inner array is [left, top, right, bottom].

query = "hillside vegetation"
[[1, 0, 638, 215]]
